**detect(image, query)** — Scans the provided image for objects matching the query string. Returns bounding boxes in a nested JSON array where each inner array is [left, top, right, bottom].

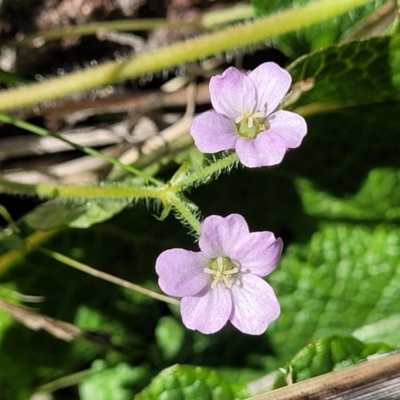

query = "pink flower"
[[190, 62, 307, 168], [155, 214, 282, 335]]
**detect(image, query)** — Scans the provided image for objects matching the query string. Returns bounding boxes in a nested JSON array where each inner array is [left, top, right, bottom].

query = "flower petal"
[[268, 110, 307, 148], [156, 249, 209, 297], [230, 275, 280, 335], [210, 67, 256, 118], [248, 62, 291, 114], [235, 135, 286, 168], [181, 285, 232, 334], [199, 214, 249, 258], [231, 233, 283, 276], [190, 110, 238, 153]]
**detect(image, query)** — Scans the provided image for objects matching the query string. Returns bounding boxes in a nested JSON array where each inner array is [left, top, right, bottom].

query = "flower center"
[[235, 101, 269, 139], [204, 256, 239, 289]]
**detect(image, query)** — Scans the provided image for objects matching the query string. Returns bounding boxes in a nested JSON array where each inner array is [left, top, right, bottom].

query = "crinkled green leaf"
[[274, 335, 392, 388], [79, 360, 146, 400], [252, 0, 388, 57], [136, 365, 250, 400], [268, 223, 400, 364], [353, 314, 400, 347], [296, 168, 400, 221], [288, 36, 396, 108], [24, 198, 128, 229]]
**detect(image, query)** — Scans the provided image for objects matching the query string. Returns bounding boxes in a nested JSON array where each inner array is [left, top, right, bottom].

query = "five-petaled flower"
[[190, 62, 307, 168], [156, 214, 282, 335]]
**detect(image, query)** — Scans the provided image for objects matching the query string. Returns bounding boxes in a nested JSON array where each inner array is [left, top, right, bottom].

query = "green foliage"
[[79, 360, 148, 400], [353, 315, 400, 347], [268, 223, 400, 364], [24, 198, 129, 229], [0, 210, 173, 398], [136, 365, 250, 400], [288, 36, 396, 106], [252, 0, 386, 57], [155, 317, 185, 360], [296, 168, 400, 221], [389, 14, 400, 89], [274, 335, 392, 387], [0, 1, 399, 399]]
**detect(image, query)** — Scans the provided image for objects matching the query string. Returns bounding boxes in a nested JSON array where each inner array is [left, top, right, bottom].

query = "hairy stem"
[[176, 153, 239, 190], [168, 195, 201, 234], [0, 0, 374, 111], [0, 178, 164, 199]]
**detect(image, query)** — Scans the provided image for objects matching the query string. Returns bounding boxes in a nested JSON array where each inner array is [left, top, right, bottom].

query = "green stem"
[[0, 153, 234, 232], [168, 195, 201, 233], [0, 177, 199, 233], [202, 5, 254, 28], [0, 178, 163, 199], [177, 153, 239, 190], [35, 368, 96, 393], [37, 247, 180, 305], [0, 0, 374, 111], [0, 113, 161, 185]]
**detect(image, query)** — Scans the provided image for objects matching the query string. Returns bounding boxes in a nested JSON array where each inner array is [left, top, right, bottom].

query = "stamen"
[[235, 101, 267, 135], [204, 256, 240, 289]]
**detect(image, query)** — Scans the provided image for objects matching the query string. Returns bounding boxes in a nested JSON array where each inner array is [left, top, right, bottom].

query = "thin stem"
[[0, 0, 375, 111], [37, 247, 180, 305], [168, 195, 201, 234], [202, 4, 254, 28], [0, 286, 45, 303], [177, 153, 239, 190], [35, 368, 95, 393], [0, 113, 161, 185], [17, 19, 203, 45]]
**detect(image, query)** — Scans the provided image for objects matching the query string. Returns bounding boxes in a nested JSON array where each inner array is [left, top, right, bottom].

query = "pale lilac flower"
[[190, 62, 307, 168], [156, 214, 282, 335]]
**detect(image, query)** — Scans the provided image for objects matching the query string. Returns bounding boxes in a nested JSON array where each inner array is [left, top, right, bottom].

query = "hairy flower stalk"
[[190, 62, 307, 168], [156, 214, 282, 335]]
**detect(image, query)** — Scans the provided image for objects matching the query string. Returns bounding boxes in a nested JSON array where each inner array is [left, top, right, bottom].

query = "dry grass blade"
[[0, 297, 82, 341]]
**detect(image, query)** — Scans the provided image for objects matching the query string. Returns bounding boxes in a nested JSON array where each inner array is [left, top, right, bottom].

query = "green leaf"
[[252, 0, 387, 57], [275, 335, 392, 387], [0, 68, 26, 86], [389, 12, 400, 90], [136, 365, 250, 400], [0, 231, 25, 253], [155, 317, 185, 360], [288, 36, 396, 108], [353, 314, 400, 347], [296, 168, 400, 221], [79, 360, 146, 400], [267, 223, 400, 364], [24, 198, 128, 229]]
